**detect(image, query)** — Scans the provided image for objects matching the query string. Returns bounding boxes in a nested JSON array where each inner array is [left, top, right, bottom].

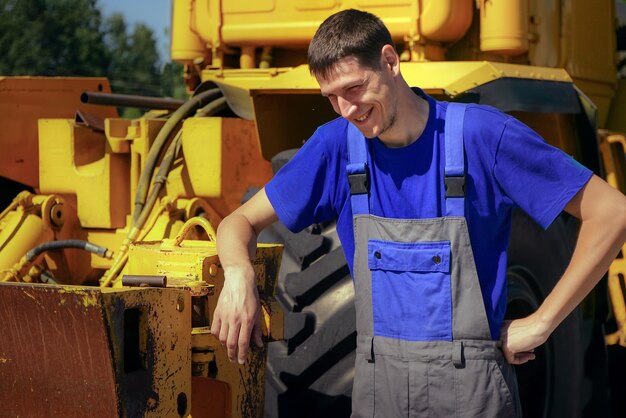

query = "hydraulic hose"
[[135, 131, 183, 230], [196, 96, 228, 117], [132, 88, 223, 224], [1, 240, 113, 282], [25, 240, 113, 263]]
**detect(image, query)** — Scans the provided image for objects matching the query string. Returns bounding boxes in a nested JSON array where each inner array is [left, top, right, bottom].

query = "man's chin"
[[354, 125, 379, 139]]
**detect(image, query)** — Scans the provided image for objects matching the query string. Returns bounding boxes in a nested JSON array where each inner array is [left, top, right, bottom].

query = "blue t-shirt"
[[265, 91, 592, 339]]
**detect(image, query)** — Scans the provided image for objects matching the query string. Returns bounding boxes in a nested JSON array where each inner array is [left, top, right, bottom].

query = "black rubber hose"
[[81, 92, 185, 110], [132, 88, 223, 225], [25, 240, 111, 263]]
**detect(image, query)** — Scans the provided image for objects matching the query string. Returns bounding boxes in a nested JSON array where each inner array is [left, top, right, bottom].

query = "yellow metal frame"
[[599, 131, 626, 347], [201, 61, 573, 161]]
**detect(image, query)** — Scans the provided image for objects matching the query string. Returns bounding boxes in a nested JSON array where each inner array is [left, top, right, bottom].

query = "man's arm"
[[501, 175, 626, 364], [211, 187, 278, 364]]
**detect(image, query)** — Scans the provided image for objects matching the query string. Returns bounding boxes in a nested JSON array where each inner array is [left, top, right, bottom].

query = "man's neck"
[[378, 83, 429, 148]]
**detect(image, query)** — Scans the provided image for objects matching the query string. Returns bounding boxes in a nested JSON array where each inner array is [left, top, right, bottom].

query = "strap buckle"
[[348, 163, 370, 195], [444, 175, 465, 198]]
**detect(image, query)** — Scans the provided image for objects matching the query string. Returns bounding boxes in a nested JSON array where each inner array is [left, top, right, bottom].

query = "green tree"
[[0, 0, 187, 116], [104, 13, 161, 98], [0, 0, 110, 76], [161, 61, 187, 100]]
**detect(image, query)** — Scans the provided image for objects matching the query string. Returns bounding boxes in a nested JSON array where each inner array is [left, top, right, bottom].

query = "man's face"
[[316, 56, 397, 139]]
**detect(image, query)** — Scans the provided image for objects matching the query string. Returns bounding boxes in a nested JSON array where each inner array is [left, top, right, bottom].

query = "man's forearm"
[[535, 210, 626, 336], [217, 213, 258, 280]]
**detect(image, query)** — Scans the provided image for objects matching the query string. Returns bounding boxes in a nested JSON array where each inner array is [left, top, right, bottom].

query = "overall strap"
[[444, 103, 468, 217], [346, 122, 370, 215]]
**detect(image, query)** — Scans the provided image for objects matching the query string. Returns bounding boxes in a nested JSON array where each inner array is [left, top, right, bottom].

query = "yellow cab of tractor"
[[1, 1, 625, 417]]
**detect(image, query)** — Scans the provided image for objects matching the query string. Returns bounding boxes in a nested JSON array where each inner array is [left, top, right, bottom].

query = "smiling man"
[[211, 9, 626, 417]]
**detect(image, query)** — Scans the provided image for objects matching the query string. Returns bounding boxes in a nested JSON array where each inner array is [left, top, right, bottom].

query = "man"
[[211, 9, 626, 417]]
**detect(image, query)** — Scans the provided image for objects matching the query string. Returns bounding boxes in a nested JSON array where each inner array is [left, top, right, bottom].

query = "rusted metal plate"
[[0, 283, 119, 417], [104, 286, 192, 418], [0, 283, 191, 418]]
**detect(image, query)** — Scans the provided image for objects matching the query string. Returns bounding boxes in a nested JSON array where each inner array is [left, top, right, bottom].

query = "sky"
[[98, 0, 172, 63]]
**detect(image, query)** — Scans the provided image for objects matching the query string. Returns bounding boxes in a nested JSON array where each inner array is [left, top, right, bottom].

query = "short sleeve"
[[265, 128, 336, 233], [493, 117, 592, 229]]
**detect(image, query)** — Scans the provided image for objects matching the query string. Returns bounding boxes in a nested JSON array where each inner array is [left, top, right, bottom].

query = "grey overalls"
[[347, 103, 522, 418]]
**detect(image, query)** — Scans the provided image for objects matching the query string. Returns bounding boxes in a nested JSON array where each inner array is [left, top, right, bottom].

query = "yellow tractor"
[[1, 1, 625, 417]]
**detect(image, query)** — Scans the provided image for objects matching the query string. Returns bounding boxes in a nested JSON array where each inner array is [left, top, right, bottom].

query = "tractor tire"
[[254, 150, 355, 418], [506, 209, 608, 418], [261, 220, 355, 418]]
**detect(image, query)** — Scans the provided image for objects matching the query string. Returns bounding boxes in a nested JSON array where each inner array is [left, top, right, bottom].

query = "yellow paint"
[[479, 0, 529, 56], [171, 0, 206, 63], [174, 217, 217, 246], [82, 293, 99, 308], [38, 120, 130, 228], [180, 118, 223, 199], [183, 0, 472, 52], [599, 131, 626, 347], [0, 196, 55, 271]]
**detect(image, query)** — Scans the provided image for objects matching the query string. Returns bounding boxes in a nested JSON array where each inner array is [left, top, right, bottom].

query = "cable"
[[25, 240, 113, 263]]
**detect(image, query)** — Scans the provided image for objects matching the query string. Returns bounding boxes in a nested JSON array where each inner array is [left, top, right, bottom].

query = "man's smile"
[[354, 108, 372, 123]]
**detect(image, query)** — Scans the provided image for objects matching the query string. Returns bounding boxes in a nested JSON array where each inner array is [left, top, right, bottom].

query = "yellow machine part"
[[0, 77, 117, 188], [599, 131, 626, 347], [125, 224, 284, 418], [175, 0, 617, 127], [27, 101, 272, 286], [172, 0, 474, 65], [39, 119, 131, 229], [0, 193, 64, 272], [479, 0, 529, 56], [176, 116, 273, 218], [562, 0, 617, 128]]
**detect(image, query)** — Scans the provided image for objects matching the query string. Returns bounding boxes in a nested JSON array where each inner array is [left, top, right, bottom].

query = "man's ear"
[[381, 44, 399, 75]]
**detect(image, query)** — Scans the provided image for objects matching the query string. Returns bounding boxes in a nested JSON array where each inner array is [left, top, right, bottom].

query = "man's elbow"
[[607, 191, 626, 241]]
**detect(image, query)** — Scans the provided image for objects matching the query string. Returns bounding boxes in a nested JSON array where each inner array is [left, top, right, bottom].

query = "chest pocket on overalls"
[[368, 239, 452, 341]]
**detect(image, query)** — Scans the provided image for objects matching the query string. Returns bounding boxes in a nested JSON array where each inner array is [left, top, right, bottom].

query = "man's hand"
[[210, 264, 263, 364], [500, 315, 550, 365], [213, 188, 278, 364]]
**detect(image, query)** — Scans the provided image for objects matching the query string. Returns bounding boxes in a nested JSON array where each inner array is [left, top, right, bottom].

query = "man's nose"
[[337, 96, 357, 118]]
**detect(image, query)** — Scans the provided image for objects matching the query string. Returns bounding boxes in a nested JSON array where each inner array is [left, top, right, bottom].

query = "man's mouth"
[[354, 108, 372, 123]]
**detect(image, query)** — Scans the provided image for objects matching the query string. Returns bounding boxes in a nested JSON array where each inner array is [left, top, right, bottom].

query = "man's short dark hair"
[[308, 9, 394, 79]]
